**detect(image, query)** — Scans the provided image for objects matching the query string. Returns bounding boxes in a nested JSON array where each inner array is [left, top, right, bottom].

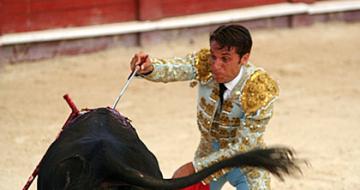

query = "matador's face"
[[210, 41, 249, 83]]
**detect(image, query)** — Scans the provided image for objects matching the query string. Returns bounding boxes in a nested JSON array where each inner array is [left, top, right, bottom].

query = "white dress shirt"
[[223, 66, 244, 100]]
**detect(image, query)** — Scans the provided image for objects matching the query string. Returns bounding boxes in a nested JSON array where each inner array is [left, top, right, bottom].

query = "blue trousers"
[[210, 141, 249, 190], [209, 168, 249, 190]]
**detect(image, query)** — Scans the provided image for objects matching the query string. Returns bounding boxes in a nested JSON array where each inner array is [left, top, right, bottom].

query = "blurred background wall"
[[0, 0, 306, 33], [0, 0, 359, 64]]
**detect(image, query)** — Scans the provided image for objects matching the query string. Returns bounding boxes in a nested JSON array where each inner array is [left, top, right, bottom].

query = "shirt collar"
[[224, 66, 244, 91]]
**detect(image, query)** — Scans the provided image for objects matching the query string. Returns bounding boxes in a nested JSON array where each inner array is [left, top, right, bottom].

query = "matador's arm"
[[141, 49, 212, 85]]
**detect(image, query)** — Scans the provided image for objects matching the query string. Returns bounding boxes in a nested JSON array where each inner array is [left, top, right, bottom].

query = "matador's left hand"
[[172, 162, 196, 178]]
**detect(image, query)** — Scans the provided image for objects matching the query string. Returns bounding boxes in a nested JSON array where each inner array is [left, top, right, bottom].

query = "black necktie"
[[219, 83, 226, 105]]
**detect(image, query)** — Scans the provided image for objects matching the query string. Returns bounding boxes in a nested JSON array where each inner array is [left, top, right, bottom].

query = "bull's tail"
[[106, 147, 304, 190]]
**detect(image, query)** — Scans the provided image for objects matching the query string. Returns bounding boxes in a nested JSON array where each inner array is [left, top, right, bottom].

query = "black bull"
[[37, 108, 300, 190]]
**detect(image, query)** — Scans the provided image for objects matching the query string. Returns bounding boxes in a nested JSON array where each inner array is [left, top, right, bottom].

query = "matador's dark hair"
[[210, 24, 252, 57]]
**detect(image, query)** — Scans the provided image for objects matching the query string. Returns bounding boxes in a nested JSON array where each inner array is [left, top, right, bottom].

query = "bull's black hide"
[[37, 108, 300, 190]]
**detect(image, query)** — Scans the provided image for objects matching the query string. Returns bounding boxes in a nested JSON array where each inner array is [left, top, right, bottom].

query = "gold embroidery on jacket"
[[199, 97, 216, 117], [194, 49, 212, 85], [241, 70, 279, 115], [242, 167, 271, 190], [218, 114, 241, 126], [198, 111, 211, 131], [222, 100, 233, 113]]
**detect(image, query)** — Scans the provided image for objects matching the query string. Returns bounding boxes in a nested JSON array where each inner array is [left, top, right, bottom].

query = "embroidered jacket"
[[142, 49, 279, 190]]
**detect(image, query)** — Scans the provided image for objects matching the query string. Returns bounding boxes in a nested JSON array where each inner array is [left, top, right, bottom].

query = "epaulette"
[[241, 70, 279, 115], [191, 48, 212, 87]]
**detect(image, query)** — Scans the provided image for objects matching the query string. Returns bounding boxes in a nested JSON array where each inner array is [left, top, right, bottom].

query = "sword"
[[112, 55, 148, 109]]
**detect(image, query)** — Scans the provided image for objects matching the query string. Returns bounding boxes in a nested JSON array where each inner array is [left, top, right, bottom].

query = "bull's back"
[[38, 108, 162, 190]]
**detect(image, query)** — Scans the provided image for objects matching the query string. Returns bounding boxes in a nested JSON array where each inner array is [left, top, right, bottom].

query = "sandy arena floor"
[[1, 22, 360, 190]]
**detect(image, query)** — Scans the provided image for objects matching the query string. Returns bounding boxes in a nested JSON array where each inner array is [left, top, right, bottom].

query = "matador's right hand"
[[130, 52, 153, 75]]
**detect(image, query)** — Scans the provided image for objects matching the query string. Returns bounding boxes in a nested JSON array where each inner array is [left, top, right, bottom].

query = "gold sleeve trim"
[[241, 70, 279, 115], [193, 48, 212, 85]]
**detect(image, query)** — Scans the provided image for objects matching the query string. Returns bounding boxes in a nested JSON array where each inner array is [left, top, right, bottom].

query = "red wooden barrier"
[[1, 0, 320, 35], [139, 0, 288, 20], [288, 0, 315, 3], [1, 0, 137, 34]]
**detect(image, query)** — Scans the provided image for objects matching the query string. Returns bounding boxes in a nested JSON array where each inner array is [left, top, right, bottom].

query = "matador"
[[130, 25, 279, 190]]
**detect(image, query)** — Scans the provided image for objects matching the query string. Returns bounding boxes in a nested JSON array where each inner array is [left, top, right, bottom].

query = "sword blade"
[[112, 67, 139, 109]]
